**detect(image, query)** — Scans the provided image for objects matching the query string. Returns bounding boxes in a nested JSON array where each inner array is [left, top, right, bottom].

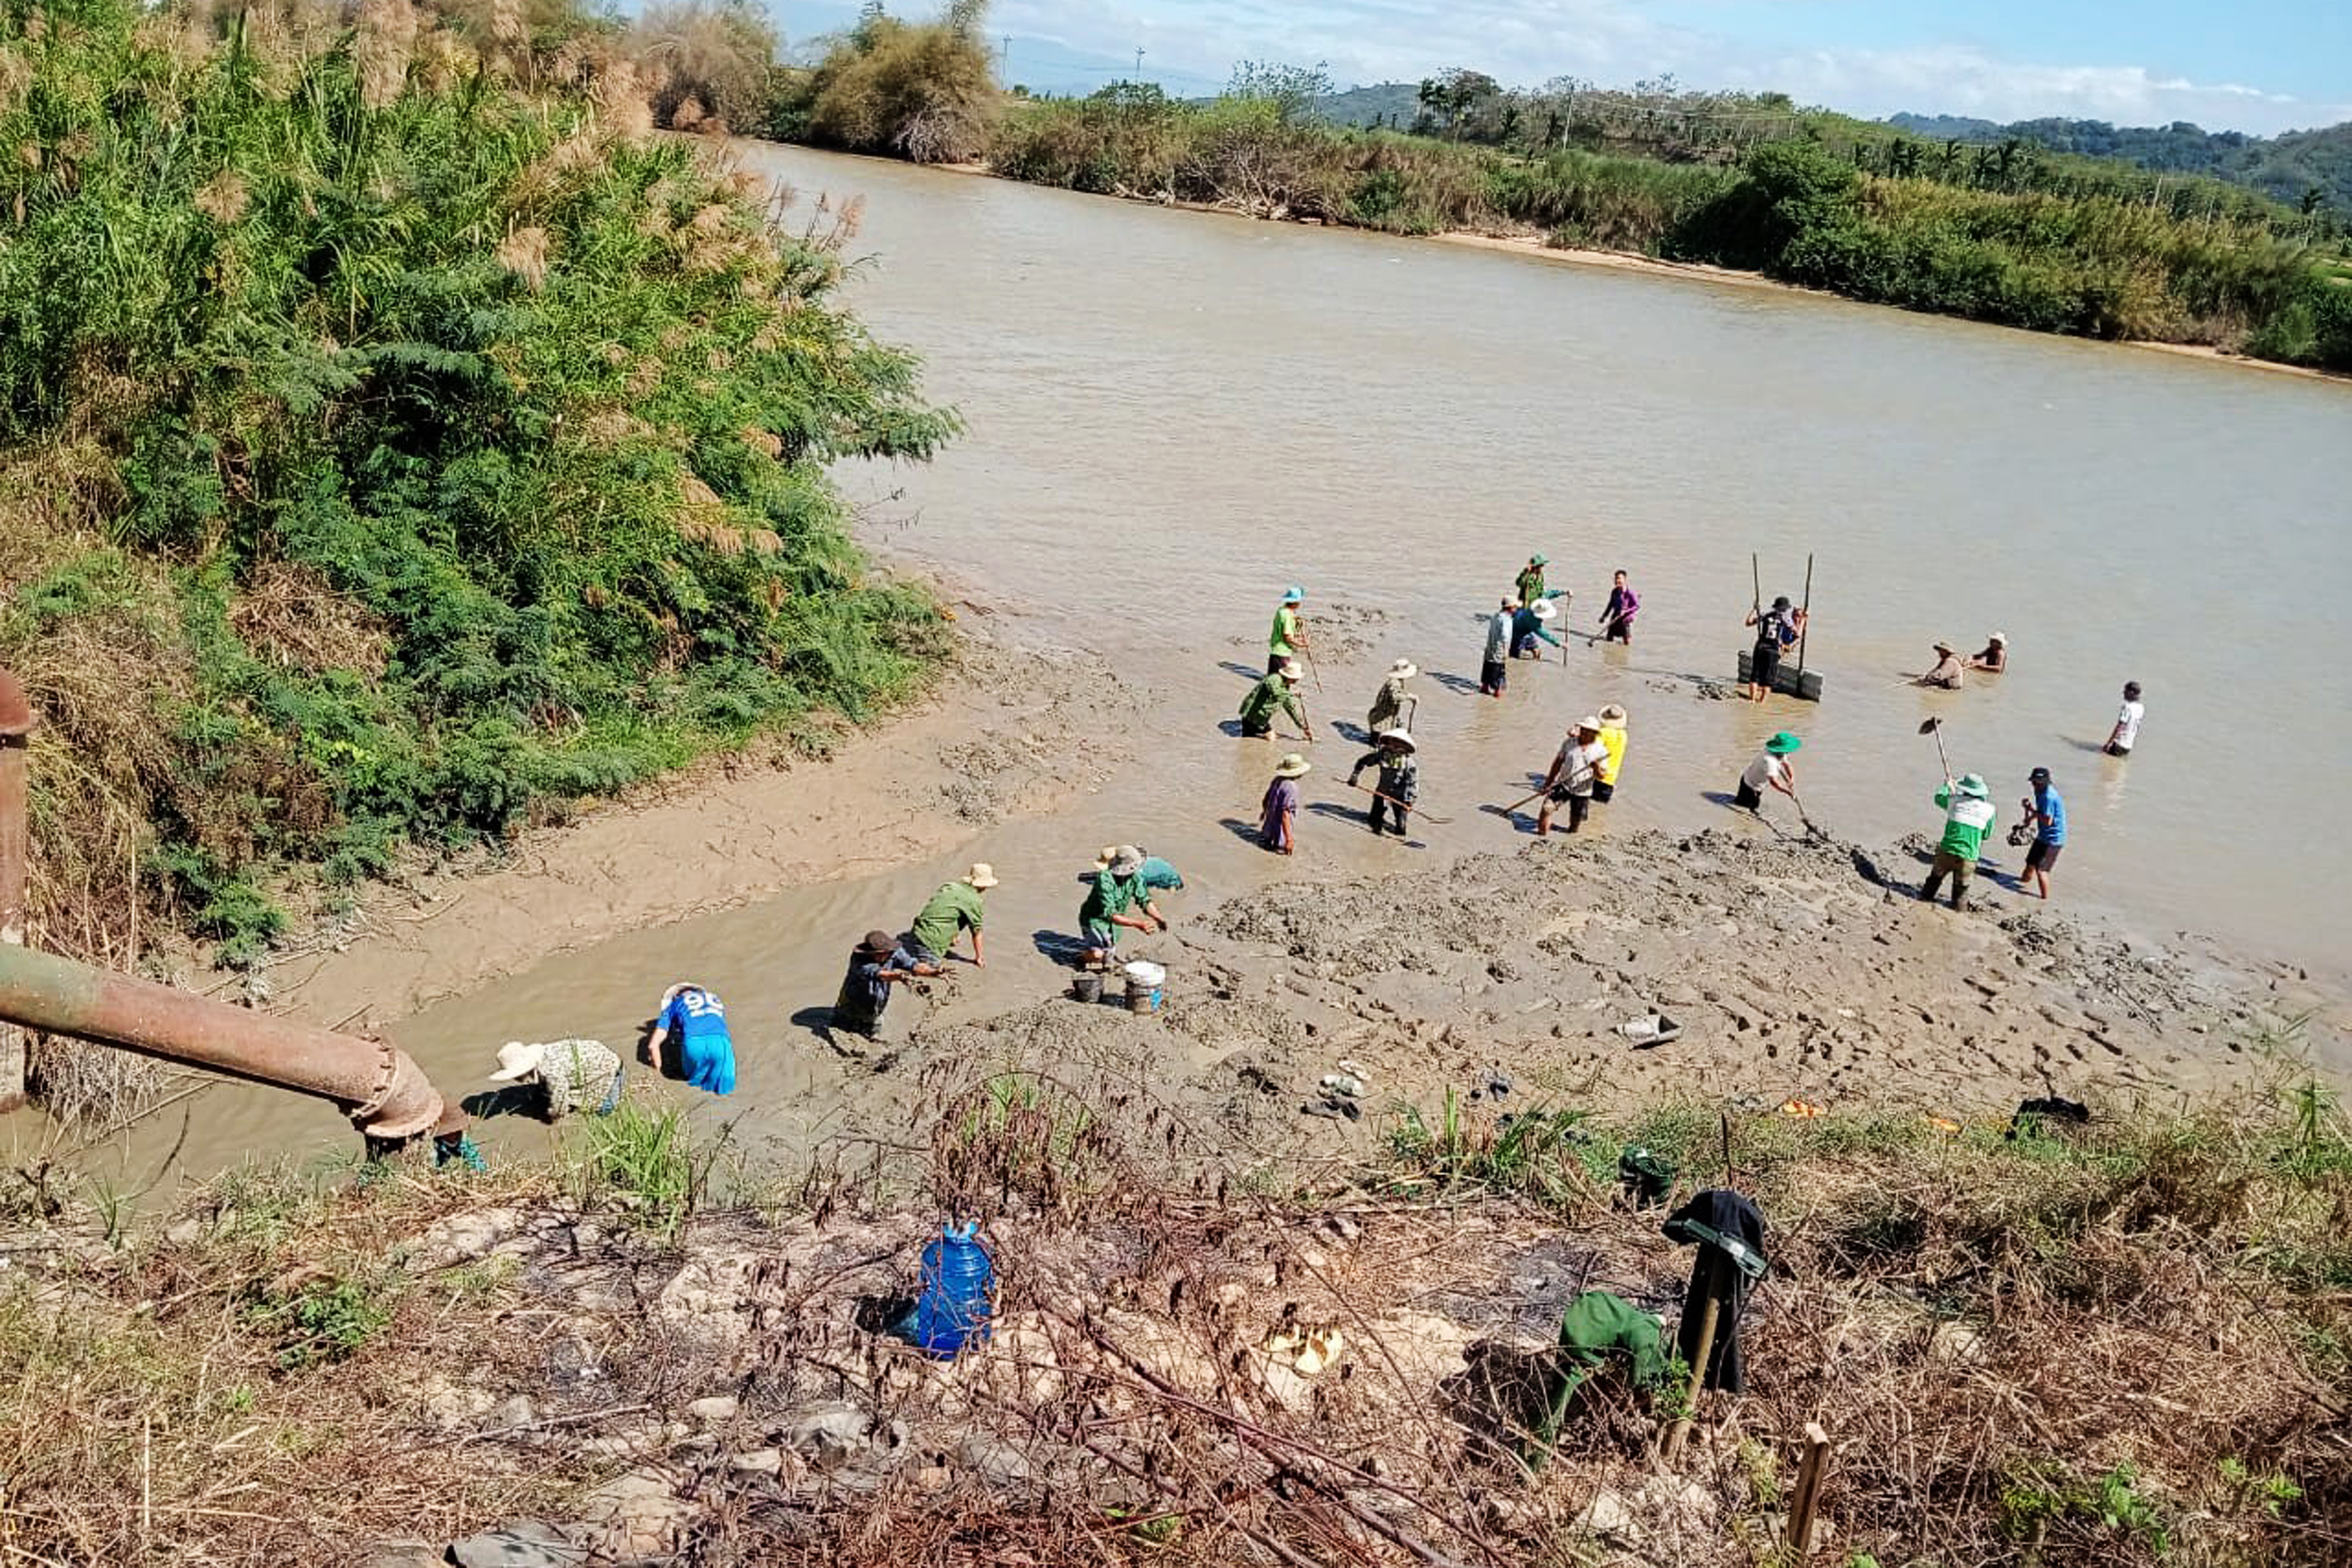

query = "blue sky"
[[774, 1, 2350, 134]]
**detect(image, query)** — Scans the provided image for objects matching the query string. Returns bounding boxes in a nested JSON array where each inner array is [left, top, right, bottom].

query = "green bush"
[[0, 0, 955, 977]]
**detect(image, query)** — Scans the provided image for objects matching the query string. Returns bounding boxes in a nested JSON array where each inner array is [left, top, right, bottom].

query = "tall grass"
[[0, 0, 955, 1114], [773, 0, 998, 163]]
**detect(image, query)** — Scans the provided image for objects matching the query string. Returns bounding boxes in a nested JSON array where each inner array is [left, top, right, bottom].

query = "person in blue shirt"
[[2018, 768, 2066, 901], [1135, 851, 1184, 893], [644, 982, 737, 1095]]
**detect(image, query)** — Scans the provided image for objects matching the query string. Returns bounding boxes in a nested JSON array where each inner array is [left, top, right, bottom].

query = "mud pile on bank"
[[845, 826, 2333, 1171]]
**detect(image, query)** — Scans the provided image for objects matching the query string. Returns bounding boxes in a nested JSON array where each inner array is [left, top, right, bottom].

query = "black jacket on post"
[[1664, 1189, 1768, 1393]]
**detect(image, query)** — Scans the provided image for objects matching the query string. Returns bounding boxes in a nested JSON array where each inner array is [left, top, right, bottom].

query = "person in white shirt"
[[1536, 718, 1610, 836], [2104, 681, 2145, 758], [1735, 732, 1802, 814]]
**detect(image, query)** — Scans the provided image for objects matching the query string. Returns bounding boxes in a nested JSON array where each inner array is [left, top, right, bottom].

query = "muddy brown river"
[[27, 143, 2352, 1189]]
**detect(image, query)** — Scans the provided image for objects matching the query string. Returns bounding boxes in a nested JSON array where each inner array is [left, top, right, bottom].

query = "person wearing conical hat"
[[488, 1037, 623, 1122], [1367, 658, 1417, 735], [909, 862, 999, 970], [1239, 659, 1313, 741], [831, 929, 939, 1046], [1346, 730, 1419, 838], [1592, 704, 1629, 803], [1259, 754, 1312, 855], [1535, 718, 1608, 837], [1922, 773, 1999, 912], [1079, 845, 1165, 968], [1917, 640, 1965, 690], [1968, 632, 2007, 674], [1268, 585, 1309, 676]]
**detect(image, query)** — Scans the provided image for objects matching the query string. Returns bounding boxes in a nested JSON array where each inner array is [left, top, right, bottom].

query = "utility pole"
[[1134, 44, 1145, 80]]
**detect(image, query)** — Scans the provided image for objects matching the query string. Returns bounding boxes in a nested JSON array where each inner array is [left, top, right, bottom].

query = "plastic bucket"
[[1125, 978, 1157, 1014], [1071, 973, 1102, 1004]]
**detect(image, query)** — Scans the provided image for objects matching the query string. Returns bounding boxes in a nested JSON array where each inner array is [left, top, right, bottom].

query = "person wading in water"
[[1743, 595, 1804, 702]]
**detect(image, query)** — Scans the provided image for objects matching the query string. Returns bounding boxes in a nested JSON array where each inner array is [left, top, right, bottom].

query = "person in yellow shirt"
[[1592, 704, 1629, 803]]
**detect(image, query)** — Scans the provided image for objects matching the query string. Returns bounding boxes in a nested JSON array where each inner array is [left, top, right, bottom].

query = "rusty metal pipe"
[[0, 941, 445, 1138], [0, 668, 32, 1115]]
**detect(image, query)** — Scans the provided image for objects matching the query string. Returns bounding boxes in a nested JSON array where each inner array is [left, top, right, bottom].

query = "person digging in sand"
[[1080, 845, 1166, 966], [908, 862, 996, 970], [2016, 767, 2065, 901], [1922, 774, 1998, 912], [1239, 659, 1313, 741], [1367, 658, 1417, 734], [1917, 640, 1965, 690], [1259, 753, 1311, 854], [1735, 732, 1801, 813], [1535, 718, 1609, 836], [1512, 598, 1563, 659], [1346, 729, 1419, 838], [1968, 632, 2007, 673], [831, 930, 938, 1044]]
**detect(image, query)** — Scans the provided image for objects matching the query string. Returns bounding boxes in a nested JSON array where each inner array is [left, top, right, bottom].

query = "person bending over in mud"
[[1080, 845, 1166, 966], [1735, 732, 1801, 814], [831, 931, 938, 1046], [1367, 659, 1416, 734], [488, 1038, 623, 1122], [1239, 660, 1313, 741]]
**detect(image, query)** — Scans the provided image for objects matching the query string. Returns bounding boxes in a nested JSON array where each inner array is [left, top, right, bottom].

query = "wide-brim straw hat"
[[963, 862, 999, 890], [1933, 640, 1956, 654], [488, 1040, 544, 1082], [1374, 729, 1417, 752], [1273, 755, 1312, 780], [1765, 732, 1802, 755], [1598, 704, 1629, 727], [1278, 659, 1305, 680], [1105, 844, 1143, 876], [1387, 659, 1418, 679], [1093, 845, 1120, 869], [1529, 600, 1558, 621]]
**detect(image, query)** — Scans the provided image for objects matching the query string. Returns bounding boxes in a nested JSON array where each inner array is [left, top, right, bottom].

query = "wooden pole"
[[1796, 552, 1814, 677], [1783, 1423, 1831, 1554], [1662, 1252, 1728, 1462]]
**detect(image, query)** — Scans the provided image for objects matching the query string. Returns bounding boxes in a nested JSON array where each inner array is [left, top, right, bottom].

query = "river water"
[[28, 142, 2352, 1188]]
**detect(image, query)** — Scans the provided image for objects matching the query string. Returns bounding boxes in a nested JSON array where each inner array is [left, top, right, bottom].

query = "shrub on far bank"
[[629, 0, 781, 130], [775, 0, 998, 163]]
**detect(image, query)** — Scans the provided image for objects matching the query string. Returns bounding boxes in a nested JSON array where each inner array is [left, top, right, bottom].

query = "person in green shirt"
[[1238, 660, 1313, 741], [1921, 774, 1998, 912], [908, 862, 998, 969], [1515, 554, 1566, 609], [1268, 585, 1308, 675], [1079, 844, 1165, 967]]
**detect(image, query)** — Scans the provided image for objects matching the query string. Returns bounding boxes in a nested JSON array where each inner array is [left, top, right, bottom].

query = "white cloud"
[[992, 0, 2348, 134]]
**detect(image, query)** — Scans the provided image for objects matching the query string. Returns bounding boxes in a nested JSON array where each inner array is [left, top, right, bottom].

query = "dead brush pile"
[[0, 1082, 2344, 1566]]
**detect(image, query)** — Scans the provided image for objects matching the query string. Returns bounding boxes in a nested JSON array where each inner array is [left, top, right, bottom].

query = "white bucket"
[[1123, 961, 1166, 987]]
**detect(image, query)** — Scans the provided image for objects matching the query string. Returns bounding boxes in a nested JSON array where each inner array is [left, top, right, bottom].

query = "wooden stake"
[[1796, 551, 1814, 675], [1783, 1422, 1831, 1555], [1662, 1251, 1728, 1462]]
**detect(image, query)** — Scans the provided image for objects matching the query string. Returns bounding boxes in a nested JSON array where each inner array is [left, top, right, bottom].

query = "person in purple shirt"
[[1259, 753, 1311, 854], [1599, 569, 1639, 646]]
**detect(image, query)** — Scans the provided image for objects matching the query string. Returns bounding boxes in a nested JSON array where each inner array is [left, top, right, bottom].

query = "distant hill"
[[1890, 112, 2352, 217], [1316, 82, 1423, 128]]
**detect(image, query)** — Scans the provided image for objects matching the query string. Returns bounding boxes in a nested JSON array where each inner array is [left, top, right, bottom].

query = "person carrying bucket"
[[1921, 774, 1998, 913]]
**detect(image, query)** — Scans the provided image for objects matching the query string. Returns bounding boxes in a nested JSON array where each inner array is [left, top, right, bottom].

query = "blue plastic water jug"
[[913, 1221, 995, 1357]]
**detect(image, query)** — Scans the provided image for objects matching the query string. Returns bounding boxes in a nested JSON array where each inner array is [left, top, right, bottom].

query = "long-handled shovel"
[[1346, 781, 1451, 825], [1919, 716, 1954, 779]]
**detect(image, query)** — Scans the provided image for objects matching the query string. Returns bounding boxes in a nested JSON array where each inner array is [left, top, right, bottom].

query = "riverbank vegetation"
[[3, 1079, 2345, 1564], [774, 4, 2352, 373], [0, 0, 952, 1110]]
